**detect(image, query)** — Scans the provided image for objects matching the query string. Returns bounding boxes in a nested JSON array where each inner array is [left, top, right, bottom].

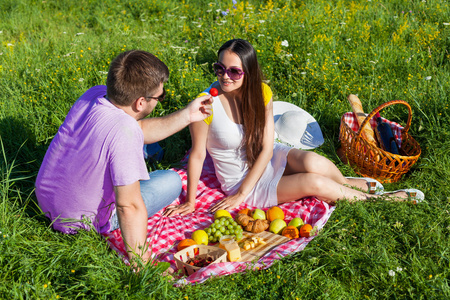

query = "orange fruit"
[[266, 206, 284, 222], [299, 224, 313, 237], [177, 239, 197, 251], [238, 208, 252, 216], [282, 226, 299, 239]]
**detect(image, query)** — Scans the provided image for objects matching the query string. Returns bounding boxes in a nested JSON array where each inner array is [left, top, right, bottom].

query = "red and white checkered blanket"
[[342, 112, 404, 147], [102, 154, 334, 285]]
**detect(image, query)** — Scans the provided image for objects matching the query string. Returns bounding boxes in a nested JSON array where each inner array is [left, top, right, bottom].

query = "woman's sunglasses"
[[213, 62, 245, 80]]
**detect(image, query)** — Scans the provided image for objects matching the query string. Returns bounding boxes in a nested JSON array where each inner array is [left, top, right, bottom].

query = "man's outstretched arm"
[[138, 94, 213, 144]]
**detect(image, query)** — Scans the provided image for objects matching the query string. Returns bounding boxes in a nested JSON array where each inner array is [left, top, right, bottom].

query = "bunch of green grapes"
[[205, 217, 244, 243]]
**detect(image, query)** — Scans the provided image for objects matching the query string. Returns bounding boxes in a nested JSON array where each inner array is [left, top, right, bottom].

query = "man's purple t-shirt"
[[35, 85, 150, 234]]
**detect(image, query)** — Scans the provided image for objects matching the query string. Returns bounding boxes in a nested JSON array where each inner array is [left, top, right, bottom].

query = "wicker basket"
[[339, 100, 421, 183], [174, 245, 227, 276]]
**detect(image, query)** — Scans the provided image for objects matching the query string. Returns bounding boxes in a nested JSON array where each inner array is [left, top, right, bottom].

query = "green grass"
[[1, 0, 450, 298]]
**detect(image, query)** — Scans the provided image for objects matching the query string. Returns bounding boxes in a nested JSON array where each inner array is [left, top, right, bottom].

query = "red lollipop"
[[210, 88, 218, 97]]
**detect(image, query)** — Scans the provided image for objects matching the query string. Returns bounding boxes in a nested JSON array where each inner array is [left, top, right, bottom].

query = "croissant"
[[244, 219, 270, 233], [243, 221, 254, 232], [235, 213, 254, 227]]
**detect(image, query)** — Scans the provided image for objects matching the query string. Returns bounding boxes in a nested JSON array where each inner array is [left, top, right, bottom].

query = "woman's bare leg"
[[276, 172, 407, 205], [277, 172, 373, 205], [283, 149, 372, 192]]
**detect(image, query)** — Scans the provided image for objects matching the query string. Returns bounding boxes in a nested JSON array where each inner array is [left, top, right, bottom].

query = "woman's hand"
[[163, 202, 195, 217], [209, 193, 246, 213]]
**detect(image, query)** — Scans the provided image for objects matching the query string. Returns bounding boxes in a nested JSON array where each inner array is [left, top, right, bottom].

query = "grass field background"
[[1, 0, 449, 298]]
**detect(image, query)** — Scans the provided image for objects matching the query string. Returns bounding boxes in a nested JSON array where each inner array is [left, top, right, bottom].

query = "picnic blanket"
[[102, 154, 335, 285]]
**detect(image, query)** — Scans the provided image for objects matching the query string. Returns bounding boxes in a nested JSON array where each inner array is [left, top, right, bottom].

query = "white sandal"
[[382, 189, 425, 204], [345, 177, 384, 195]]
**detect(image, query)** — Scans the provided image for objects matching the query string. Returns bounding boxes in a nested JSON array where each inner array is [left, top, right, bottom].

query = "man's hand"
[[187, 94, 213, 123], [139, 94, 213, 144]]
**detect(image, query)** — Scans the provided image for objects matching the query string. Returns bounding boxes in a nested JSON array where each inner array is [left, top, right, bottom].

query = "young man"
[[35, 50, 212, 264]]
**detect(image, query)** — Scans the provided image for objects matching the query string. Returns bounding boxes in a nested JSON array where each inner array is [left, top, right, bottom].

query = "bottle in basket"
[[374, 112, 399, 154]]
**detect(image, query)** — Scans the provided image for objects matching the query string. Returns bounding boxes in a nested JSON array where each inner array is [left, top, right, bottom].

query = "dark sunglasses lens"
[[229, 68, 243, 80], [213, 64, 225, 76]]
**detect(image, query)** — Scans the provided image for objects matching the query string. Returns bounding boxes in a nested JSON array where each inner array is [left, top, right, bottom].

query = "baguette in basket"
[[347, 94, 377, 146]]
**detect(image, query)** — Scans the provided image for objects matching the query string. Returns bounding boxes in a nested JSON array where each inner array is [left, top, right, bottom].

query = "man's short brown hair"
[[106, 50, 169, 106]]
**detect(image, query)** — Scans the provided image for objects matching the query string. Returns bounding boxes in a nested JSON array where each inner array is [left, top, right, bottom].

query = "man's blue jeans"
[[109, 169, 182, 231]]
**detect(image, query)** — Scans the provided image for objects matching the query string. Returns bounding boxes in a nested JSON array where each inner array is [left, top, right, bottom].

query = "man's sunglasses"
[[146, 88, 166, 102], [213, 62, 245, 80]]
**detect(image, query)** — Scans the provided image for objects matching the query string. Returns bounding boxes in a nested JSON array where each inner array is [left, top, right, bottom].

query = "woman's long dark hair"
[[218, 39, 265, 169]]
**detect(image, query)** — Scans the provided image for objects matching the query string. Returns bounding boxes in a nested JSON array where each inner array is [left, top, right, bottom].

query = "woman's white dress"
[[206, 93, 292, 207]]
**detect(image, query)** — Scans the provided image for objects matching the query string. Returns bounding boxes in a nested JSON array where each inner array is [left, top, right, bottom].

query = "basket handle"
[[356, 99, 412, 139]]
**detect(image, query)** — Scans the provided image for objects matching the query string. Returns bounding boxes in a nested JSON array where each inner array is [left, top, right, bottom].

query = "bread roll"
[[347, 94, 377, 145]]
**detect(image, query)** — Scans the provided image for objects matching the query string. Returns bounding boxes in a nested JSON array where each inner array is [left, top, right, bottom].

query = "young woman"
[[163, 39, 423, 217]]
